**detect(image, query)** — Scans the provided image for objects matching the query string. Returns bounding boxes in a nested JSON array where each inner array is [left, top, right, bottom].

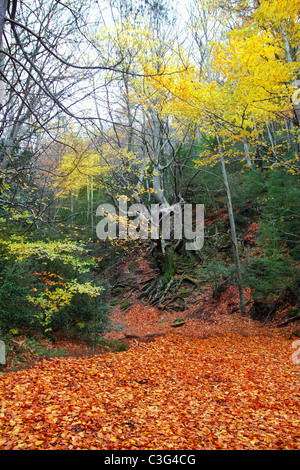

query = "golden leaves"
[[0, 332, 299, 450], [143, 0, 299, 171]]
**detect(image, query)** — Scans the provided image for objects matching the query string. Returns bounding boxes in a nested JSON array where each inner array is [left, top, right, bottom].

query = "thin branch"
[[5, 17, 189, 78]]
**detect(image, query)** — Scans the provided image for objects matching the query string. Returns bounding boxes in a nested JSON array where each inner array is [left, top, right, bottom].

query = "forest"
[[0, 0, 299, 451]]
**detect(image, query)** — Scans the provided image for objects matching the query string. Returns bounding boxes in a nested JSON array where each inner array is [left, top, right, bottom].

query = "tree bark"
[[243, 139, 252, 168], [0, 0, 8, 49], [217, 134, 246, 316], [0, 0, 8, 106]]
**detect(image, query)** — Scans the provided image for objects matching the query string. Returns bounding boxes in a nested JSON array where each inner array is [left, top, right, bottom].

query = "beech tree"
[[143, 0, 300, 315], [87, 0, 205, 304]]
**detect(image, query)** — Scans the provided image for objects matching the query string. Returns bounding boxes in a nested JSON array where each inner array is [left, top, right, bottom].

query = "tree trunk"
[[243, 139, 252, 168], [0, 0, 8, 106], [0, 0, 8, 49], [217, 135, 246, 316], [70, 192, 74, 226], [90, 175, 94, 231]]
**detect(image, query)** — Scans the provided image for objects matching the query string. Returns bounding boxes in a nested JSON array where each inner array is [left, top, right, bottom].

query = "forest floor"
[[0, 254, 300, 450]]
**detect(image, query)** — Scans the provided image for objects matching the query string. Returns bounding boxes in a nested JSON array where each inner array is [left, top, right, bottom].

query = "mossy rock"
[[171, 318, 185, 327]]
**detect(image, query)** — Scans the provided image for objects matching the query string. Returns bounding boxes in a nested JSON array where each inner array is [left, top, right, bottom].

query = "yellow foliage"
[[54, 133, 110, 197], [144, 0, 300, 169]]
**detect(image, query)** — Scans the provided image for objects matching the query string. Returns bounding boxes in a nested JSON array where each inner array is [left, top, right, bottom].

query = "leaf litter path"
[[104, 285, 254, 342], [0, 324, 299, 449]]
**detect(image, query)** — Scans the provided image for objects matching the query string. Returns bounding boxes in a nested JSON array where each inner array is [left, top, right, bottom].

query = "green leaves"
[[2, 237, 97, 273], [0, 237, 106, 335], [27, 281, 102, 331]]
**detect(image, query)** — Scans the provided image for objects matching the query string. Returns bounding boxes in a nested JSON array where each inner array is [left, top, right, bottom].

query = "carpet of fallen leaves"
[[1, 251, 299, 450], [104, 285, 254, 341], [0, 325, 299, 450]]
